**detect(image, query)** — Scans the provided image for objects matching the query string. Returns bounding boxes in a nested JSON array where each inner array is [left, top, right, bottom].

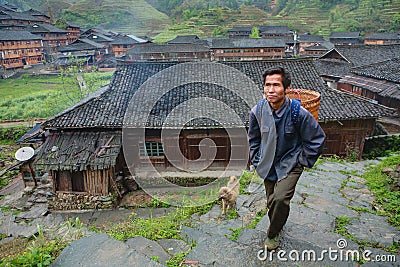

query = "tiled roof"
[[259, 25, 292, 34], [351, 57, 400, 83], [1, 10, 43, 22], [42, 59, 393, 130], [323, 44, 400, 67], [228, 26, 253, 32], [0, 29, 42, 40], [304, 43, 331, 51], [313, 59, 351, 79], [58, 39, 104, 52], [209, 38, 286, 48], [22, 9, 50, 18], [167, 35, 200, 44], [330, 32, 360, 38], [111, 35, 143, 45], [34, 131, 121, 171], [298, 34, 326, 43], [339, 74, 400, 100], [364, 33, 399, 40], [26, 23, 67, 33], [125, 43, 210, 54]]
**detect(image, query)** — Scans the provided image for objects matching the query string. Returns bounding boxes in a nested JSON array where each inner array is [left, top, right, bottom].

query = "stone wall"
[[48, 192, 114, 210], [363, 134, 400, 158]]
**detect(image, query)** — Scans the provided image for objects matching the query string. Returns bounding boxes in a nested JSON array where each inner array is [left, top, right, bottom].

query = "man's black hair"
[[262, 67, 291, 89]]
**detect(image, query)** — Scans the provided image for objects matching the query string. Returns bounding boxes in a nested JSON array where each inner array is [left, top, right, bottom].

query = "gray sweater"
[[248, 97, 326, 181]]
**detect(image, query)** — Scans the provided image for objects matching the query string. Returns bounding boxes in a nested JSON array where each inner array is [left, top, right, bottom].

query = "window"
[[139, 142, 164, 157]]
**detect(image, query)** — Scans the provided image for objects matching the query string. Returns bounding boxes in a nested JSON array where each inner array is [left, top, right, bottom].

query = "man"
[[248, 66, 326, 250]]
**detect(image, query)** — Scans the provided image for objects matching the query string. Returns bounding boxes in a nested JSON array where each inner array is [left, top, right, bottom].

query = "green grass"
[[0, 72, 113, 121], [362, 154, 400, 228]]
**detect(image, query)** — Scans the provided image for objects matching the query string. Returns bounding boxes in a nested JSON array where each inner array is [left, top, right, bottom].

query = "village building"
[[258, 25, 292, 38], [208, 38, 286, 61], [125, 42, 211, 62], [33, 58, 393, 201], [65, 22, 80, 45], [110, 34, 149, 58], [297, 33, 333, 56], [364, 33, 400, 45], [329, 31, 362, 45], [0, 29, 43, 69], [314, 44, 400, 90], [22, 9, 52, 24], [337, 57, 400, 114], [25, 23, 68, 55], [227, 26, 253, 38], [0, 7, 44, 25], [54, 38, 106, 68]]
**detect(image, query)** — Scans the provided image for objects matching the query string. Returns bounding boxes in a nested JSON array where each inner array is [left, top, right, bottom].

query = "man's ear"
[[284, 86, 291, 94]]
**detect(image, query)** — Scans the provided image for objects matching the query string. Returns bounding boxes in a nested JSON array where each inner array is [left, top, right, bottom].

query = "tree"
[[249, 26, 260, 38]]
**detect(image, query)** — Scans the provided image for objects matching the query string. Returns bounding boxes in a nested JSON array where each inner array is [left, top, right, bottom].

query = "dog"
[[218, 175, 240, 215]]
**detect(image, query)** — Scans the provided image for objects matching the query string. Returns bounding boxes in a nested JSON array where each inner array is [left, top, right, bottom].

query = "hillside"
[[1, 0, 399, 39], [0, 0, 172, 36]]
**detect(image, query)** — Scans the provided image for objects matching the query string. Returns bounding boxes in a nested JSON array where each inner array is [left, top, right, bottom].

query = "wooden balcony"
[[0, 43, 42, 50]]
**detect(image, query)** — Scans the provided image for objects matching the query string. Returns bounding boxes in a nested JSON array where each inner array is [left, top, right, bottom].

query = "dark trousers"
[[264, 164, 303, 238]]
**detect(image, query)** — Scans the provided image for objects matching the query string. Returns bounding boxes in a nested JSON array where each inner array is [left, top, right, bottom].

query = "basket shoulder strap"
[[290, 98, 301, 128]]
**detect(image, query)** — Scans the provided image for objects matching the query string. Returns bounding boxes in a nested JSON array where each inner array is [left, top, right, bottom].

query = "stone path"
[[1, 160, 399, 266]]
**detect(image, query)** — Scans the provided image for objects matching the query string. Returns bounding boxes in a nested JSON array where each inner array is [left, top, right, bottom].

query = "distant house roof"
[[110, 35, 147, 45], [26, 23, 67, 34], [17, 123, 44, 143], [42, 59, 392, 130], [58, 38, 105, 52], [209, 38, 286, 48], [34, 131, 121, 171], [298, 34, 326, 43], [0, 29, 42, 41], [125, 43, 210, 54], [351, 57, 400, 83], [228, 26, 253, 32], [313, 59, 351, 79], [259, 25, 292, 34], [364, 33, 399, 40], [320, 44, 400, 67], [22, 9, 50, 19], [167, 35, 201, 44], [339, 74, 400, 100], [0, 9, 43, 23], [304, 43, 332, 51], [330, 32, 360, 38]]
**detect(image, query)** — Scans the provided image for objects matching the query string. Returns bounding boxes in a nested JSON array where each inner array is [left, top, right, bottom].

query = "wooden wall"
[[320, 119, 375, 158]]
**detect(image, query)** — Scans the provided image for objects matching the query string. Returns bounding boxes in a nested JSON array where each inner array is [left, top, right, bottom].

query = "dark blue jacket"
[[248, 97, 326, 181]]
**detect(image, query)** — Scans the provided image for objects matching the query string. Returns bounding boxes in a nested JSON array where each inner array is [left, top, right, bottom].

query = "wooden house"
[[0, 29, 43, 69], [208, 38, 286, 61], [33, 59, 393, 197], [297, 33, 333, 56], [110, 34, 149, 58], [65, 22, 80, 45], [329, 32, 361, 45], [22, 9, 52, 24], [26, 23, 68, 55], [0, 8, 44, 25], [364, 33, 400, 45], [259, 25, 293, 38], [125, 43, 211, 62], [314, 44, 400, 89], [228, 26, 253, 38], [337, 58, 400, 114]]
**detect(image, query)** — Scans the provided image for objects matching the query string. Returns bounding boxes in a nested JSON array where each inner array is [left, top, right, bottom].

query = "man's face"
[[263, 74, 288, 107]]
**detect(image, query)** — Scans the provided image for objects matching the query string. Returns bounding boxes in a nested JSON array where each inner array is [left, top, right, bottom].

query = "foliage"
[[0, 72, 112, 121], [362, 154, 400, 228], [363, 135, 400, 159], [165, 251, 189, 267], [0, 126, 29, 142], [249, 26, 260, 38]]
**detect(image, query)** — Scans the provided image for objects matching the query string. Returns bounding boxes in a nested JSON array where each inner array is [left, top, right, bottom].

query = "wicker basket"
[[286, 89, 321, 121]]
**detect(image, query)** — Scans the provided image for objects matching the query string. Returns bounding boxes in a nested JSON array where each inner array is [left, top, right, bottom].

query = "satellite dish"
[[15, 147, 35, 161]]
